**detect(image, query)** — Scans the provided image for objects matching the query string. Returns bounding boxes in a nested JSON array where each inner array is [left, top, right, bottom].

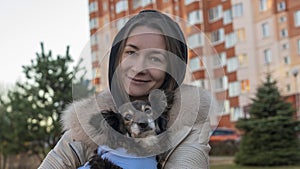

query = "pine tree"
[[0, 42, 93, 161], [235, 75, 300, 166]]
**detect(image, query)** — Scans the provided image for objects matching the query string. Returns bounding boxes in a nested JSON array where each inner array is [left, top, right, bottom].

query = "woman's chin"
[[124, 83, 150, 97], [127, 90, 148, 98]]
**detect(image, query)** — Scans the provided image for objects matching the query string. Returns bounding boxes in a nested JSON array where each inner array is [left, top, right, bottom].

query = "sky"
[[0, 0, 91, 86]]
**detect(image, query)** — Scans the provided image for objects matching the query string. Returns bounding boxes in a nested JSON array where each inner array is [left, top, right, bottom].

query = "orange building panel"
[[226, 47, 235, 58], [229, 96, 239, 107], [227, 72, 237, 82], [192, 70, 205, 79], [214, 67, 226, 77], [93, 77, 101, 85], [215, 90, 227, 100], [224, 24, 233, 34], [92, 60, 99, 68], [209, 19, 224, 31]]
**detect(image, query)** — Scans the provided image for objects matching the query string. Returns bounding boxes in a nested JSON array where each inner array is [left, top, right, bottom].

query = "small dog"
[[88, 90, 173, 169]]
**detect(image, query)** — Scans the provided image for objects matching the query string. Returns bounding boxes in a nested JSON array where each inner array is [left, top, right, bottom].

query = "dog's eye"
[[125, 114, 133, 120], [145, 107, 152, 114]]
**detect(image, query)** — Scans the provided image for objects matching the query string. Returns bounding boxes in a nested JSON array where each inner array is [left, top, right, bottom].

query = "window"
[[225, 32, 237, 48], [259, 0, 268, 12], [277, 1, 286, 11], [188, 10, 203, 25], [227, 57, 239, 72], [92, 67, 97, 78], [286, 71, 290, 77], [298, 39, 300, 54], [224, 100, 230, 114], [104, 16, 109, 25], [185, 0, 194, 5], [279, 16, 287, 23], [91, 34, 97, 45], [189, 57, 201, 72], [286, 84, 291, 92], [209, 5, 222, 22], [116, 0, 128, 13], [142, 0, 154, 7], [89, 18, 98, 29], [133, 0, 154, 9], [116, 17, 129, 31], [280, 29, 288, 38], [110, 4, 114, 11], [238, 54, 248, 67], [223, 9, 233, 25], [230, 107, 243, 121], [133, 0, 141, 9], [103, 2, 108, 11], [190, 79, 206, 88], [237, 28, 246, 41], [295, 10, 300, 27], [282, 43, 289, 50], [262, 22, 270, 38], [219, 52, 227, 66], [232, 3, 243, 18], [105, 34, 110, 44], [89, 1, 98, 13], [213, 52, 227, 67], [91, 52, 97, 62], [263, 49, 272, 64], [229, 81, 240, 97], [284, 56, 290, 65], [241, 79, 250, 93], [188, 33, 203, 49], [211, 28, 224, 44], [215, 76, 228, 90]]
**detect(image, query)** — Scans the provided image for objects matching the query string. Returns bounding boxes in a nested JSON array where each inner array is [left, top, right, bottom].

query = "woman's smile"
[[130, 77, 150, 83], [127, 75, 151, 84]]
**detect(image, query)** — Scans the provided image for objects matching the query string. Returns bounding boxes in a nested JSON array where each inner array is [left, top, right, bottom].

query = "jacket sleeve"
[[163, 119, 211, 169], [38, 130, 87, 169]]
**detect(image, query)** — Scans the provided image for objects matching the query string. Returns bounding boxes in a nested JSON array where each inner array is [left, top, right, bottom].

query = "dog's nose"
[[138, 122, 148, 129]]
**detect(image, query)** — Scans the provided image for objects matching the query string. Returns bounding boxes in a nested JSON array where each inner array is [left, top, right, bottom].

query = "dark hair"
[[108, 10, 187, 107]]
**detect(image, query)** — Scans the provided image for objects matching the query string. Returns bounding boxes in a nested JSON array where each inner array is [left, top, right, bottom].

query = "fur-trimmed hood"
[[61, 84, 214, 156]]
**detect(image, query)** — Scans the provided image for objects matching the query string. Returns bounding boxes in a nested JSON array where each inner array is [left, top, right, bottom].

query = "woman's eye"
[[125, 51, 136, 56], [150, 56, 162, 63]]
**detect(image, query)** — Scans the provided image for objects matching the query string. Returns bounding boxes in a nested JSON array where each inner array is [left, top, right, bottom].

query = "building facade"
[[87, 0, 300, 127]]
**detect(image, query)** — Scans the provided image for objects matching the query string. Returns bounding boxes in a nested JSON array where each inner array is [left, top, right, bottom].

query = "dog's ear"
[[156, 111, 169, 134], [101, 111, 127, 135], [149, 89, 167, 116]]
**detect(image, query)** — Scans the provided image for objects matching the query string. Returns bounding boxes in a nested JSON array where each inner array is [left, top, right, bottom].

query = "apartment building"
[[251, 0, 300, 119], [87, 0, 300, 127]]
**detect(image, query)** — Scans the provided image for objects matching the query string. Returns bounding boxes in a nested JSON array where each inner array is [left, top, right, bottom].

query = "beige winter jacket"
[[39, 84, 214, 169]]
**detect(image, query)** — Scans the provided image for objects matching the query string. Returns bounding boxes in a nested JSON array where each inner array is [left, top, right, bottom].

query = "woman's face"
[[119, 26, 167, 98]]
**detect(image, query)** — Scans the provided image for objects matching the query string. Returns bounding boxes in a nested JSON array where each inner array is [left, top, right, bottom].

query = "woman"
[[39, 10, 213, 169]]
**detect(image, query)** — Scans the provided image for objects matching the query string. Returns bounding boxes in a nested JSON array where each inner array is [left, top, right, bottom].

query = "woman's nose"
[[130, 56, 147, 73]]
